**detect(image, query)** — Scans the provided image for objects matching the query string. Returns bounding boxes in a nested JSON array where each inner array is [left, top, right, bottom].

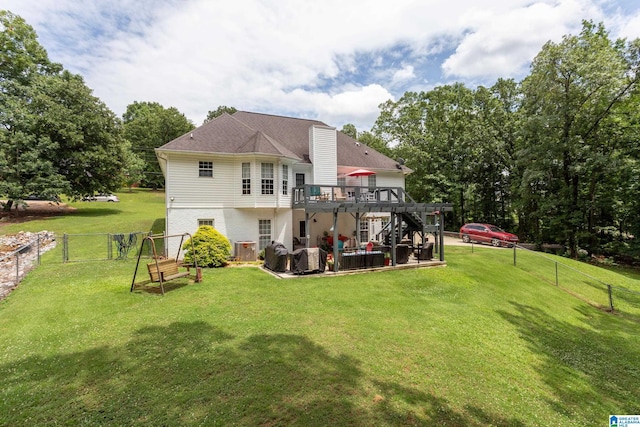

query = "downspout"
[[355, 212, 360, 248], [332, 210, 339, 273], [390, 211, 397, 266], [305, 212, 310, 249]]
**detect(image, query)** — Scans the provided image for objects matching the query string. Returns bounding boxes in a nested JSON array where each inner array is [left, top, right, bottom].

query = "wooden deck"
[[262, 256, 447, 279], [292, 184, 452, 214]]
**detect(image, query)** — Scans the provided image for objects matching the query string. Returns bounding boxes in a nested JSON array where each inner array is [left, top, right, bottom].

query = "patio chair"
[[333, 188, 347, 201]]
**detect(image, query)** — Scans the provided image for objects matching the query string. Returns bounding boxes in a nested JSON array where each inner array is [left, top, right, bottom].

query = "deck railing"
[[292, 185, 415, 207]]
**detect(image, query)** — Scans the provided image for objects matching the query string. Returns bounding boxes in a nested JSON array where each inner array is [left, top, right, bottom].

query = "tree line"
[[1, 9, 241, 199], [352, 21, 639, 261], [2, 11, 638, 261], [0, 11, 197, 204]]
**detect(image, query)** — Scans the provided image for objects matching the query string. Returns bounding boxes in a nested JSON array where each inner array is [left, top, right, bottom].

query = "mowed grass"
[[1, 191, 639, 426]]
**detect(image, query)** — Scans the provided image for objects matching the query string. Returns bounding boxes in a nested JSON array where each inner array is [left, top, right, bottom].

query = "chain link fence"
[[442, 231, 640, 316], [61, 231, 158, 262], [5, 228, 638, 315], [512, 244, 640, 316]]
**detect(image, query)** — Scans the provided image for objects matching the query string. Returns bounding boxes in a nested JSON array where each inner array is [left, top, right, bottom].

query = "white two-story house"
[[156, 111, 449, 265]]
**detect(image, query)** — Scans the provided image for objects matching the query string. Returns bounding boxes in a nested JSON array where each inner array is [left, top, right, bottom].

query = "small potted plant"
[[326, 253, 335, 271]]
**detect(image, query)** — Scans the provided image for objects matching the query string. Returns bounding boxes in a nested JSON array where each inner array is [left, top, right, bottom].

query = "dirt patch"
[[0, 201, 76, 227], [0, 231, 57, 301]]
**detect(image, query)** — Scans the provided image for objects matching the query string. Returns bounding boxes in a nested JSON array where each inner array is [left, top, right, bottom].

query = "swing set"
[[130, 233, 201, 295]]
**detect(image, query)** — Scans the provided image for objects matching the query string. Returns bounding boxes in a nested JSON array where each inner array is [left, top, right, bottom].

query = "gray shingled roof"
[[158, 111, 406, 172]]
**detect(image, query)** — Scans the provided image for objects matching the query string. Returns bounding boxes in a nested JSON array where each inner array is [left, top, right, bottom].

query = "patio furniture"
[[290, 247, 327, 274], [333, 188, 347, 201], [264, 241, 288, 272], [131, 233, 200, 296], [415, 242, 434, 260], [396, 244, 410, 264], [339, 250, 385, 270]]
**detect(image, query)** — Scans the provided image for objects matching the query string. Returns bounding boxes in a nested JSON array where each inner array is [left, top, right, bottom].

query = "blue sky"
[[4, 0, 640, 131]]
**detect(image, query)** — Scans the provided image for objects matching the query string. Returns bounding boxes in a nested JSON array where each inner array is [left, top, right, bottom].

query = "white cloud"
[[3, 0, 640, 130], [442, 0, 602, 79], [614, 10, 640, 40], [392, 65, 416, 85], [313, 84, 395, 130]]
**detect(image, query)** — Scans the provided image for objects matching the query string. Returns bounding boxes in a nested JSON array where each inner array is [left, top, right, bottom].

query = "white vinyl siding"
[[309, 126, 337, 185], [165, 155, 234, 207], [165, 207, 291, 258]]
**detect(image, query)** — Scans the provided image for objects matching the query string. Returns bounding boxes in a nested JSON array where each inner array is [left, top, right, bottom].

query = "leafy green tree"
[[340, 123, 358, 139], [1, 11, 130, 209], [518, 21, 639, 256], [369, 21, 639, 261], [121, 140, 145, 192], [468, 79, 522, 228], [373, 81, 524, 230], [374, 84, 479, 226], [203, 105, 237, 124], [0, 11, 59, 82], [358, 130, 392, 158], [122, 101, 194, 189]]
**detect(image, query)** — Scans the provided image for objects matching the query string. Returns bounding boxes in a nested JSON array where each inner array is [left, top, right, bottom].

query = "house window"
[[337, 176, 346, 187], [261, 163, 274, 195], [198, 219, 214, 228], [242, 162, 251, 195], [295, 173, 305, 187], [359, 219, 369, 243], [258, 219, 271, 250], [367, 174, 376, 190], [199, 161, 213, 177], [282, 165, 289, 195]]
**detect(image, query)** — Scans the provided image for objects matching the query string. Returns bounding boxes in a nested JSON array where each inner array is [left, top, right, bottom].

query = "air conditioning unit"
[[234, 241, 257, 261]]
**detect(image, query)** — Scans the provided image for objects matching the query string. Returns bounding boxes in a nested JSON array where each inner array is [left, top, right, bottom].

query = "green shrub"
[[182, 225, 231, 267]]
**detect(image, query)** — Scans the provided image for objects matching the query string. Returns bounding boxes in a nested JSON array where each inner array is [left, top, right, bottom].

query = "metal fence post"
[[63, 233, 68, 262], [16, 251, 20, 283], [607, 285, 614, 312], [513, 244, 517, 266], [555, 262, 559, 286]]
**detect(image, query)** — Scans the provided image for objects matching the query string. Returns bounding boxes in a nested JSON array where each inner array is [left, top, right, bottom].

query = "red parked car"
[[459, 223, 519, 247]]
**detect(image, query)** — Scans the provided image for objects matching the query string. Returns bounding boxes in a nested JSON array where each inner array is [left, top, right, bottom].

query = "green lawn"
[[1, 190, 638, 426]]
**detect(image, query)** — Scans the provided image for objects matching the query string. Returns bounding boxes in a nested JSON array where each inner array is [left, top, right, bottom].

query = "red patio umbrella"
[[346, 168, 376, 186]]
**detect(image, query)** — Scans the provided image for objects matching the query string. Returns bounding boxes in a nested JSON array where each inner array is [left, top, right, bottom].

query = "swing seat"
[[147, 258, 190, 282], [131, 233, 199, 295]]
